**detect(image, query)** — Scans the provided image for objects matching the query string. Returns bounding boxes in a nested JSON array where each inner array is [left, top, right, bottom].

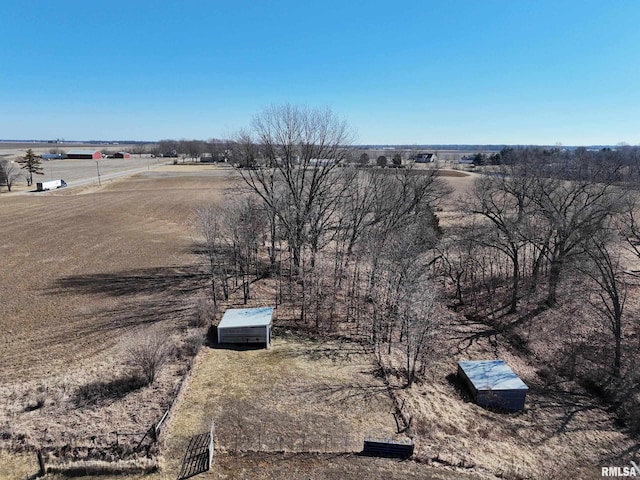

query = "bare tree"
[[581, 232, 628, 378], [399, 286, 440, 387], [219, 197, 267, 303], [619, 190, 640, 262], [178, 139, 204, 162], [126, 332, 172, 385], [196, 204, 226, 305], [131, 143, 147, 157], [236, 104, 354, 271], [205, 138, 228, 162], [468, 171, 535, 313], [531, 175, 619, 305], [0, 159, 20, 192], [157, 139, 178, 157]]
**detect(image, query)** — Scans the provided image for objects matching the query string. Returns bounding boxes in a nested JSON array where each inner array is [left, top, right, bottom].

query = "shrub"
[[190, 298, 216, 328], [182, 334, 204, 357], [24, 394, 46, 412], [126, 332, 172, 386], [0, 423, 13, 440]]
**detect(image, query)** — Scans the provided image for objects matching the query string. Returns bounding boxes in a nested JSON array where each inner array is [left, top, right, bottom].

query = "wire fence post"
[[208, 420, 215, 470], [37, 450, 45, 477]]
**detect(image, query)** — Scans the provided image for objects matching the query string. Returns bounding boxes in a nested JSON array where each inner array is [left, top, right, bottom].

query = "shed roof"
[[458, 360, 528, 391], [218, 307, 273, 329], [67, 150, 101, 155]]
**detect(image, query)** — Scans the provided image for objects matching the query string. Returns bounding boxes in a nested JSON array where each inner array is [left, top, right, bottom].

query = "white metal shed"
[[217, 307, 274, 349], [457, 360, 528, 411]]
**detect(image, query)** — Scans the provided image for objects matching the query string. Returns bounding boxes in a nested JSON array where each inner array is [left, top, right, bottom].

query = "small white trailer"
[[36, 179, 67, 191]]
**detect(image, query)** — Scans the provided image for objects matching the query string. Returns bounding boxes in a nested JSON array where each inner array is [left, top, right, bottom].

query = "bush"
[[126, 332, 172, 386], [24, 394, 46, 412], [182, 334, 204, 357], [0, 423, 13, 440], [190, 298, 216, 328]]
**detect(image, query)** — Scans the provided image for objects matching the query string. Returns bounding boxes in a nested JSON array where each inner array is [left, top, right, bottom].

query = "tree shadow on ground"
[[292, 382, 390, 406], [526, 385, 611, 442], [49, 265, 206, 298], [43, 265, 207, 340], [74, 374, 147, 407]]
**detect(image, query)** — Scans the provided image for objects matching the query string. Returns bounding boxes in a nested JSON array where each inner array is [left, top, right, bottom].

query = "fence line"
[[208, 421, 215, 468], [176, 421, 215, 480]]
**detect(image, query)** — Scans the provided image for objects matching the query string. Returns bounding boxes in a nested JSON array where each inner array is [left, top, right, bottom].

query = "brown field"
[[1, 164, 638, 480], [0, 166, 244, 477]]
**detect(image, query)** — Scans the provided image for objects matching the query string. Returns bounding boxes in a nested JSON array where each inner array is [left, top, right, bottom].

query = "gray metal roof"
[[458, 360, 528, 391], [67, 150, 100, 155], [218, 307, 273, 328]]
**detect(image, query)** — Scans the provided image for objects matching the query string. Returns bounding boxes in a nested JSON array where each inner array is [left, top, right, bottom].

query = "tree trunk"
[[509, 252, 519, 314], [546, 259, 561, 306]]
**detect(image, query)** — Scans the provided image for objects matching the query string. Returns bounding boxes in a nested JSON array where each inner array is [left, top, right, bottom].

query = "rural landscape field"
[[4, 1, 640, 478], [1, 137, 640, 480]]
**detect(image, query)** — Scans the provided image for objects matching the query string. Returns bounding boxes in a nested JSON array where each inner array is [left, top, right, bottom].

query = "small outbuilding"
[[67, 150, 102, 160], [217, 307, 273, 349], [457, 360, 528, 411], [415, 152, 437, 163], [41, 153, 65, 160], [112, 151, 131, 158]]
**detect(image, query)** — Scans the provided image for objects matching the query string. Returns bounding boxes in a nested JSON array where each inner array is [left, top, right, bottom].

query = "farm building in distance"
[[66, 150, 102, 160], [217, 307, 274, 349], [112, 152, 131, 158], [414, 152, 437, 163], [457, 360, 528, 411], [41, 153, 65, 160]]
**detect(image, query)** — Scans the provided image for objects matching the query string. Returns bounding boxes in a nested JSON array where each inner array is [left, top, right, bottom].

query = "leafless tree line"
[[153, 138, 230, 162], [449, 151, 640, 387], [196, 105, 449, 387], [195, 106, 640, 406]]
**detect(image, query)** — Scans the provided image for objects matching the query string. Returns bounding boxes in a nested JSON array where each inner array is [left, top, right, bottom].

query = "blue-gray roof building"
[[457, 360, 528, 411], [217, 307, 274, 349]]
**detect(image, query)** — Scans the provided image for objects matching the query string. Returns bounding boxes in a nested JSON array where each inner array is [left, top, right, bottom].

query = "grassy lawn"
[[152, 332, 474, 480]]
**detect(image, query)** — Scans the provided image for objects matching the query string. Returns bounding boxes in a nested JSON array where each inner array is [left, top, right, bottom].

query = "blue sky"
[[1, 1, 639, 145]]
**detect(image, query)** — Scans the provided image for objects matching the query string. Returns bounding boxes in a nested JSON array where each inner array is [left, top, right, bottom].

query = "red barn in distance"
[[112, 152, 131, 158], [66, 150, 102, 160]]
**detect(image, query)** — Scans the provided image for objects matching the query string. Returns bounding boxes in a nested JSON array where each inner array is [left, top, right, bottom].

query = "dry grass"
[[374, 298, 639, 480], [0, 450, 37, 479], [0, 172, 243, 467], [149, 334, 477, 480], [1, 164, 638, 480], [163, 335, 397, 459]]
